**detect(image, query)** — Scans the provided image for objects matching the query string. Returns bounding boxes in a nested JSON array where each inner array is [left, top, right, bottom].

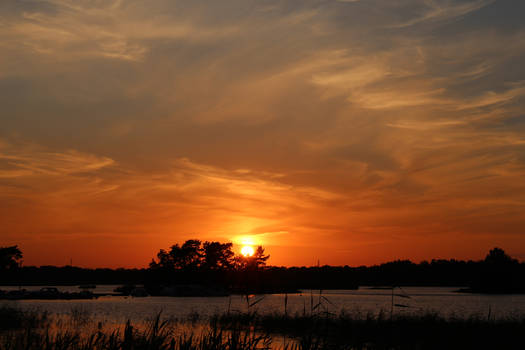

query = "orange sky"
[[1, 0, 525, 268]]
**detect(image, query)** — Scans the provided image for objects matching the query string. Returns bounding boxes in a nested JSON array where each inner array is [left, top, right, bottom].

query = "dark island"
[[1, 243, 524, 297]]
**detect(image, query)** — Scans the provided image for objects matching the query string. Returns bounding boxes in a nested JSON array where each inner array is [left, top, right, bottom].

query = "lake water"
[[2, 285, 525, 322]]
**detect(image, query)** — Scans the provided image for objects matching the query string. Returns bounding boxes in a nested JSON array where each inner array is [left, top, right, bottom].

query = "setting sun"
[[241, 245, 255, 257]]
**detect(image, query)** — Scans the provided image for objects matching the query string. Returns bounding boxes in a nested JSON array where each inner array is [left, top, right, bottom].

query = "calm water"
[[2, 285, 525, 322]]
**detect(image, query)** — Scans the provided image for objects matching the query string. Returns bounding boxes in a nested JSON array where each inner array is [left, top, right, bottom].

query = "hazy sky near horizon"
[[1, 0, 525, 267]]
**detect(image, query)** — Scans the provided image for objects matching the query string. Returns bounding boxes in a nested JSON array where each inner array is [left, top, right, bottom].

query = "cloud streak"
[[0, 142, 114, 178], [390, 0, 496, 28]]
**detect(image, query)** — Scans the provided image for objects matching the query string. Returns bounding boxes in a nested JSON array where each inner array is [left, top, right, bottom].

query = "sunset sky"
[[1, 0, 524, 268]]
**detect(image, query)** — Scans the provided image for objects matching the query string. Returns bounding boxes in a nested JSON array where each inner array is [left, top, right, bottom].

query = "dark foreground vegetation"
[[2, 244, 525, 294], [213, 311, 525, 350], [1, 305, 525, 349]]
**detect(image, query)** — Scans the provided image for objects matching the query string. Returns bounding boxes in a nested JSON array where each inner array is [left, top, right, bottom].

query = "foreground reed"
[[213, 311, 525, 349], [1, 305, 525, 349], [0, 306, 271, 350], [0, 306, 48, 331]]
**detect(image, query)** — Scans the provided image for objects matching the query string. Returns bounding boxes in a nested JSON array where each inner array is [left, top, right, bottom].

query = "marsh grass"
[[0, 309, 272, 350], [0, 305, 48, 331], [1, 306, 525, 349], [69, 307, 92, 327], [212, 310, 525, 349]]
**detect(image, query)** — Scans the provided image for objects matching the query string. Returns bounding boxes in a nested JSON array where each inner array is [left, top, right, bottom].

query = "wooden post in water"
[[284, 293, 288, 316], [391, 286, 394, 319], [318, 259, 322, 314]]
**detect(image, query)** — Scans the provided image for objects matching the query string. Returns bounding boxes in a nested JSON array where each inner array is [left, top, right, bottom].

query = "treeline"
[[1, 244, 524, 293], [0, 265, 147, 286], [149, 239, 269, 272], [147, 239, 274, 293]]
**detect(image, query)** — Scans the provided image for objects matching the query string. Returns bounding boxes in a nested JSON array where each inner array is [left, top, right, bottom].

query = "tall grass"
[[212, 310, 525, 349], [1, 306, 525, 349], [0, 305, 48, 331], [0, 309, 272, 350]]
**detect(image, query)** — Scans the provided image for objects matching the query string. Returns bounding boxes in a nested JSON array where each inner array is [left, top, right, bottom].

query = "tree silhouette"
[[177, 239, 202, 270], [0, 245, 23, 270], [150, 248, 172, 270], [150, 240, 270, 274], [235, 246, 270, 271], [202, 241, 234, 270], [484, 247, 517, 265], [150, 239, 203, 271]]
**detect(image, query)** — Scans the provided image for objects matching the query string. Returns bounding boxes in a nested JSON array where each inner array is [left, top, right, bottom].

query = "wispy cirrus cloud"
[[390, 0, 496, 28], [455, 82, 525, 110], [0, 141, 114, 178], [2, 0, 244, 62]]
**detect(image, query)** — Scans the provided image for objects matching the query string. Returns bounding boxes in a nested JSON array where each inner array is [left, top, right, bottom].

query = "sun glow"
[[241, 245, 255, 257]]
